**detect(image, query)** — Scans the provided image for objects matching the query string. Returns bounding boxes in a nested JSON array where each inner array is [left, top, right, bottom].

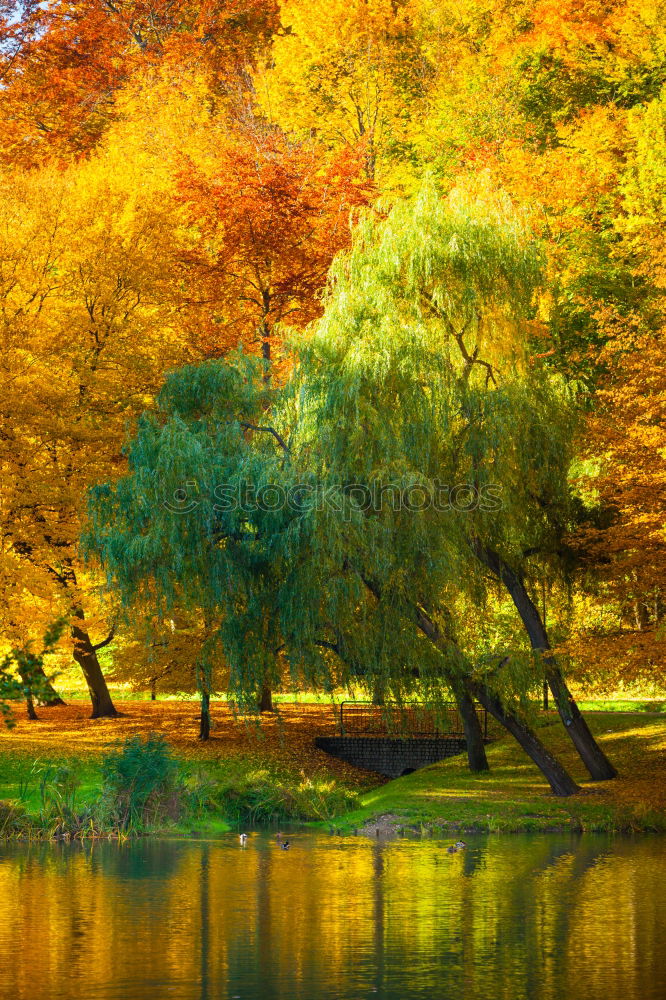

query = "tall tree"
[[177, 121, 372, 370], [0, 0, 279, 164], [0, 153, 185, 716]]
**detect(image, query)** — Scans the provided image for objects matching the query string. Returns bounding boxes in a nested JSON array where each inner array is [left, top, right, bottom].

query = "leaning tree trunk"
[[544, 667, 617, 780], [468, 680, 580, 797], [453, 682, 490, 773], [35, 675, 66, 707], [35, 666, 66, 706], [413, 603, 580, 796], [17, 663, 65, 706], [71, 611, 118, 719], [475, 543, 617, 781], [25, 691, 38, 720]]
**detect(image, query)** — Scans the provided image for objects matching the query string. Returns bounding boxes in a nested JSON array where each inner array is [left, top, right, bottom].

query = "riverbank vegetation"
[[0, 703, 372, 838], [1, 704, 665, 838]]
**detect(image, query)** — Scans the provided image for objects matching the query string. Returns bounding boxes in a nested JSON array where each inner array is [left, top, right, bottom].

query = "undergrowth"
[[0, 737, 361, 839]]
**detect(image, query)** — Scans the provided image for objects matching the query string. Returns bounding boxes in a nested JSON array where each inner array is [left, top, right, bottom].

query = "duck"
[[454, 841, 467, 850], [239, 833, 248, 846], [446, 845, 457, 854], [280, 840, 291, 850]]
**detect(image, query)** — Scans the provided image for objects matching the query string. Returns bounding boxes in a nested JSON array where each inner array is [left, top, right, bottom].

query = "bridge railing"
[[338, 701, 489, 739]]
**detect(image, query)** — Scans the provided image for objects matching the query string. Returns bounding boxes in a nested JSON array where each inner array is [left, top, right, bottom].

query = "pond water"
[[0, 833, 664, 1000]]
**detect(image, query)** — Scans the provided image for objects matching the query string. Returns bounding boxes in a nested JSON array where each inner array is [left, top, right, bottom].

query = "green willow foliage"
[[87, 181, 577, 710]]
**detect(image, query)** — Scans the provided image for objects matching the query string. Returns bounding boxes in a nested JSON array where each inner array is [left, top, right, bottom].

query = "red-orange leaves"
[[177, 125, 373, 366]]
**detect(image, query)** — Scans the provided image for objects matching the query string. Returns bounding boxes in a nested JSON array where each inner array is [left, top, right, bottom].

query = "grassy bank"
[[328, 711, 666, 835], [0, 749, 364, 840], [1, 704, 666, 838], [0, 702, 372, 839]]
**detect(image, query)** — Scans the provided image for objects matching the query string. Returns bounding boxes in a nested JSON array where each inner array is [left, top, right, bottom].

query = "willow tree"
[[271, 179, 587, 795], [86, 354, 295, 736], [86, 350, 491, 761], [301, 176, 616, 782]]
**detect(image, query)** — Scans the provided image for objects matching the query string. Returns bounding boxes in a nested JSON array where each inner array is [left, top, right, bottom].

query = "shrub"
[[98, 735, 183, 831], [35, 762, 80, 822], [212, 762, 360, 823], [0, 800, 26, 836]]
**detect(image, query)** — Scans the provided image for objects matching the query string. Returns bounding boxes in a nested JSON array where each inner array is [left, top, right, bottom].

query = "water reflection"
[[0, 834, 664, 1000]]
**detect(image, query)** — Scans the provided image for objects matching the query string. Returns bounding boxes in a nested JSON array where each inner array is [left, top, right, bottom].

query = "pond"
[[0, 833, 664, 1000]]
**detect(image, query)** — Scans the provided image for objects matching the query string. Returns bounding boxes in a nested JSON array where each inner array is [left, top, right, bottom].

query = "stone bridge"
[[315, 735, 469, 779]]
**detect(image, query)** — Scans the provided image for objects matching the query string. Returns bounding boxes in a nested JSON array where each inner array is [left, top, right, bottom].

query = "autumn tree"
[[254, 0, 433, 185], [0, 0, 279, 164], [87, 182, 596, 793], [414, 0, 666, 697], [0, 153, 186, 716], [562, 91, 666, 689], [177, 120, 372, 371], [0, 620, 65, 726]]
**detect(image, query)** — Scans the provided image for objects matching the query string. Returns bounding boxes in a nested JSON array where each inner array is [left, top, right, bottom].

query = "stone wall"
[[315, 735, 468, 779]]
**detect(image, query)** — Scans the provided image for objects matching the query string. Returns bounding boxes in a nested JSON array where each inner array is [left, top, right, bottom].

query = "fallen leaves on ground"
[[0, 701, 380, 790]]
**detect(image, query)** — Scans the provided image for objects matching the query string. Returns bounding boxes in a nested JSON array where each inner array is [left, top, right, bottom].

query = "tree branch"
[[92, 623, 116, 652], [239, 422, 290, 454]]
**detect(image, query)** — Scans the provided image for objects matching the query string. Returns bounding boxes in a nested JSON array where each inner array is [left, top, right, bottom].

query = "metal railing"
[[338, 701, 489, 739]]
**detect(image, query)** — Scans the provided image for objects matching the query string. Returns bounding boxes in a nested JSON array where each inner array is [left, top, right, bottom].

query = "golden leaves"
[[0, 701, 379, 790]]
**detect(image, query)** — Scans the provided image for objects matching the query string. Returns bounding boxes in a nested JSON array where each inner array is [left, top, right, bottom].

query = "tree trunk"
[[454, 683, 489, 772], [71, 610, 118, 719], [259, 683, 274, 713], [17, 663, 65, 706], [258, 301, 277, 718], [468, 680, 581, 796], [26, 692, 38, 720], [371, 680, 386, 707], [199, 690, 210, 741], [150, 678, 157, 701], [413, 603, 580, 796], [36, 667, 66, 706], [546, 668, 617, 781], [474, 543, 617, 781]]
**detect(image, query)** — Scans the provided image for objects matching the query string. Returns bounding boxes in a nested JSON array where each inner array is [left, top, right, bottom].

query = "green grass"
[[577, 699, 666, 713], [320, 712, 666, 835], [0, 751, 102, 815], [0, 748, 360, 837]]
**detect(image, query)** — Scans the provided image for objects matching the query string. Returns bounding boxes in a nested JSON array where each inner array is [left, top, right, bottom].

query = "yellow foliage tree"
[[0, 154, 187, 715], [254, 0, 433, 185]]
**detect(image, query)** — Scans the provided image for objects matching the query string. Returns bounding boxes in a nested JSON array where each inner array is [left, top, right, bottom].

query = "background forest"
[[1, 0, 665, 729]]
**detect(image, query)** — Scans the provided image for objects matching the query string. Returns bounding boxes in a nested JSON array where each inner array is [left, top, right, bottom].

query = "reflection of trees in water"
[[92, 840, 186, 880], [445, 836, 609, 1000], [372, 842, 385, 996], [199, 845, 209, 1000], [1, 836, 666, 999], [256, 840, 277, 1000]]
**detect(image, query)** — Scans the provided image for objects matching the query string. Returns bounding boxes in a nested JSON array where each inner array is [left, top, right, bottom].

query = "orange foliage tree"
[[177, 123, 373, 372], [0, 0, 279, 163]]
